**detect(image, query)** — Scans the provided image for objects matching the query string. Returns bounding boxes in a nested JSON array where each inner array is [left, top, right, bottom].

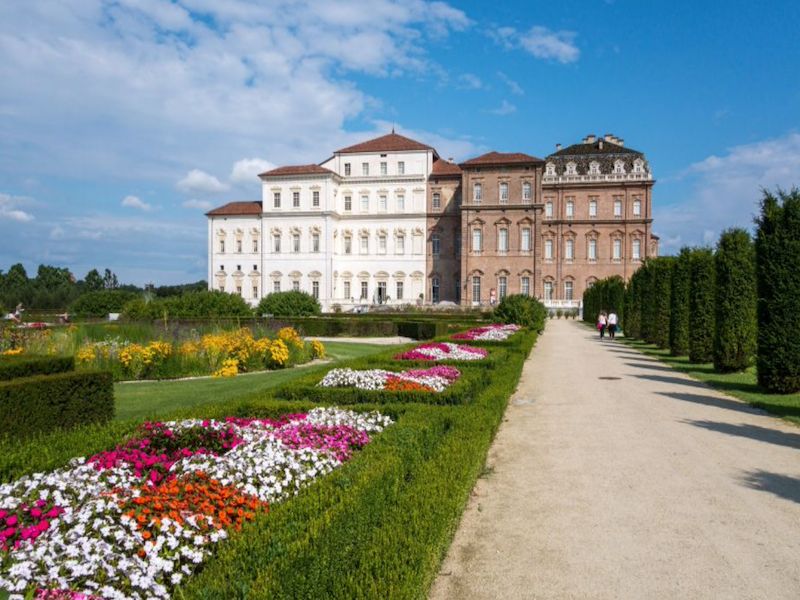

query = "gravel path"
[[429, 319, 800, 600]]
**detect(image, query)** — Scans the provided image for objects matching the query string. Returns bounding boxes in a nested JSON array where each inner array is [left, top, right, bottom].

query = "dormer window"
[[589, 161, 600, 175], [545, 162, 556, 176], [565, 162, 577, 176], [633, 158, 644, 173], [614, 160, 625, 174]]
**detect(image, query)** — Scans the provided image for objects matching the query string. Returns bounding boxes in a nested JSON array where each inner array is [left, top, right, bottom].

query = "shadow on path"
[[740, 470, 800, 504], [658, 391, 764, 416], [625, 361, 679, 373], [635, 373, 712, 390], [682, 419, 800, 450]]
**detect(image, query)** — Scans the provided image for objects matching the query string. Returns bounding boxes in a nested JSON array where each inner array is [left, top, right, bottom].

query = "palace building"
[[207, 131, 658, 311]]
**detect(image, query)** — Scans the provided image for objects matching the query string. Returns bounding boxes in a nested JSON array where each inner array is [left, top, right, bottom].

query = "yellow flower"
[[212, 357, 239, 377], [310, 339, 325, 359], [267, 339, 290, 367], [1, 347, 23, 356], [277, 327, 304, 349], [76, 345, 97, 363]]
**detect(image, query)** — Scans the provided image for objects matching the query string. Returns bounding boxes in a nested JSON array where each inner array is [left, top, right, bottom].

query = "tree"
[[257, 291, 321, 317], [669, 248, 692, 356], [688, 248, 716, 363], [649, 257, 674, 349], [494, 294, 547, 331], [640, 261, 656, 343], [83, 269, 104, 292], [624, 270, 643, 339], [103, 268, 119, 290], [755, 188, 800, 392], [714, 228, 757, 372]]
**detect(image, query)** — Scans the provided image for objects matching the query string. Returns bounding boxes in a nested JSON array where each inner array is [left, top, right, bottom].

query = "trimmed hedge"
[[256, 291, 321, 317], [70, 290, 139, 317], [669, 248, 692, 356], [648, 258, 674, 349], [0, 354, 75, 381], [624, 269, 643, 339], [755, 188, 800, 392], [123, 291, 253, 319], [0, 370, 114, 437], [714, 229, 757, 372], [493, 294, 547, 331], [689, 248, 716, 363], [582, 276, 625, 328]]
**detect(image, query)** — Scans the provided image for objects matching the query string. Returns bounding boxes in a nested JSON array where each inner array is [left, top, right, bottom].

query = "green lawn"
[[621, 337, 800, 426], [114, 341, 403, 422]]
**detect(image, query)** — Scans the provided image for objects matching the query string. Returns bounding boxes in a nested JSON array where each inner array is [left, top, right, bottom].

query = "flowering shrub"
[[0, 407, 391, 598], [318, 366, 461, 393], [1, 347, 24, 356], [395, 342, 487, 362], [212, 358, 239, 378], [310, 339, 326, 359], [451, 323, 521, 341]]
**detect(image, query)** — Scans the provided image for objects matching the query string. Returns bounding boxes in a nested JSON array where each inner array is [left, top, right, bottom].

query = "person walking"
[[597, 312, 607, 340], [607, 310, 618, 340]]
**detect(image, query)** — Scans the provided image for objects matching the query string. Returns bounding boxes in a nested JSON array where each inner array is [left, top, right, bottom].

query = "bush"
[[257, 291, 321, 317], [395, 321, 448, 340], [669, 248, 692, 356], [646, 258, 674, 348], [714, 229, 757, 372], [0, 355, 75, 381], [70, 290, 139, 317], [755, 189, 800, 392], [624, 270, 643, 339], [123, 291, 253, 319], [582, 276, 625, 329], [493, 294, 547, 331], [688, 248, 716, 363], [0, 370, 114, 437]]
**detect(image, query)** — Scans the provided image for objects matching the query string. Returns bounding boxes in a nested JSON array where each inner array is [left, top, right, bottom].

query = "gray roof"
[[545, 139, 649, 176]]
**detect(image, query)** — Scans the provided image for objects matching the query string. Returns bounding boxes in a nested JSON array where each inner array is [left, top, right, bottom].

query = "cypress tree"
[[689, 248, 715, 363], [669, 248, 692, 356], [714, 228, 757, 372], [650, 257, 674, 349], [625, 271, 642, 339], [640, 261, 655, 343], [755, 188, 800, 392]]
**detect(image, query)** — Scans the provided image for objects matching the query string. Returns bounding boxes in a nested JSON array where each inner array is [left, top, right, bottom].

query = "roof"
[[549, 139, 642, 158], [258, 164, 335, 177], [430, 159, 462, 177], [335, 132, 435, 154], [460, 151, 544, 167], [205, 201, 262, 216]]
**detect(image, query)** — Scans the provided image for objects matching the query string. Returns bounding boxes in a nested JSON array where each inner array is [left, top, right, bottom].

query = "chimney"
[[586, 134, 596, 144], [617, 138, 624, 147], [598, 140, 603, 149], [555, 143, 562, 151], [604, 133, 613, 142]]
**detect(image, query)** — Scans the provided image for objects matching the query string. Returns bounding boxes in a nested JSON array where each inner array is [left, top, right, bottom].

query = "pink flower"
[[6, 515, 17, 527]]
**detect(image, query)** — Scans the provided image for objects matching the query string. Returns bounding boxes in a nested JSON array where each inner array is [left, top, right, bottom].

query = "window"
[[472, 276, 481, 303], [379, 194, 387, 212], [589, 198, 597, 218], [313, 190, 320, 207], [273, 234, 281, 253], [398, 161, 405, 175], [380, 162, 387, 175], [312, 233, 320, 253], [432, 192, 441, 209], [252, 239, 258, 252], [565, 162, 577, 176], [472, 228, 482, 252], [292, 233, 300, 253], [253, 286, 259, 299], [344, 235, 352, 255], [292, 191, 300, 208], [344, 163, 351, 176], [220, 264, 225, 271], [589, 161, 600, 175], [565, 281, 573, 300], [292, 280, 300, 292], [498, 276, 507, 299], [312, 281, 319, 300], [412, 232, 423, 254], [432, 277, 440, 303], [523, 181, 532, 202], [614, 160, 625, 174], [344, 195, 352, 211], [360, 194, 369, 211], [396, 235, 405, 254], [521, 276, 530, 296], [634, 159, 644, 173], [588, 238, 597, 260], [566, 200, 574, 219], [343, 280, 351, 299], [545, 201, 553, 218], [499, 182, 508, 204], [360, 235, 368, 254], [235, 240, 242, 253], [545, 162, 556, 176], [236, 285, 242, 295], [218, 285, 225, 292], [273, 191, 281, 208], [498, 228, 508, 253], [397, 194, 405, 211], [378, 234, 387, 254], [565, 238, 574, 260], [396, 281, 404, 300], [432, 233, 441, 256], [632, 238, 641, 260], [633, 199, 641, 216], [273, 280, 280, 293], [613, 238, 622, 260], [520, 227, 531, 252], [614, 198, 622, 217], [253, 264, 258, 271], [236, 264, 241, 271], [545, 239, 553, 260], [544, 281, 553, 300], [360, 281, 368, 300], [362, 163, 369, 176], [473, 182, 482, 203], [219, 240, 225, 253]]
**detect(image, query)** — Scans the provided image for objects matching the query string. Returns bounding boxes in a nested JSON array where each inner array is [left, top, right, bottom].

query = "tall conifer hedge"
[[688, 248, 715, 363], [714, 228, 757, 372], [625, 270, 643, 339], [640, 261, 655, 343], [649, 257, 674, 349], [755, 188, 800, 392], [669, 248, 692, 356]]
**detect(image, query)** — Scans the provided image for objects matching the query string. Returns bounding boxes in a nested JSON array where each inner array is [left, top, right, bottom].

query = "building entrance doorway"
[[377, 281, 387, 304]]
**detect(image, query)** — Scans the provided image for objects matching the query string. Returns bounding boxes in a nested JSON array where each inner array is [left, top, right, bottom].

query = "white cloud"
[[497, 71, 524, 95], [121, 194, 152, 211], [230, 158, 276, 185], [182, 198, 214, 210], [177, 170, 229, 195], [458, 73, 483, 90], [492, 25, 580, 64], [0, 193, 34, 222], [489, 100, 517, 116]]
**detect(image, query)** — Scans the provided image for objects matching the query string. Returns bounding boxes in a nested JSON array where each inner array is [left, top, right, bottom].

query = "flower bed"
[[394, 342, 487, 362], [451, 323, 521, 342], [0, 407, 391, 599], [318, 366, 461, 393]]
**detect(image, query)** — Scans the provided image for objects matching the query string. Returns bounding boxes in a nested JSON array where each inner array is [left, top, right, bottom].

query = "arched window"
[[473, 182, 482, 203], [522, 181, 532, 202]]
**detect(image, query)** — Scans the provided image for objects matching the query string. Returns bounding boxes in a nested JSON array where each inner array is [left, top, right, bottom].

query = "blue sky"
[[1, 0, 799, 285]]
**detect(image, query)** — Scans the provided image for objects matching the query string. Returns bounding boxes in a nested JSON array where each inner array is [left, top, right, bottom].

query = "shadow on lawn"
[[683, 419, 800, 450], [740, 470, 800, 504]]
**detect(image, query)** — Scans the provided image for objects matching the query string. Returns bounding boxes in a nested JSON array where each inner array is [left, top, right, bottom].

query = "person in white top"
[[607, 311, 618, 340], [597, 312, 607, 339]]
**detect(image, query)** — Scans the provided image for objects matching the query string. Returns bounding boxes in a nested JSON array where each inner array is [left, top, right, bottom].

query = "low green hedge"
[[0, 370, 114, 438], [0, 354, 75, 381]]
